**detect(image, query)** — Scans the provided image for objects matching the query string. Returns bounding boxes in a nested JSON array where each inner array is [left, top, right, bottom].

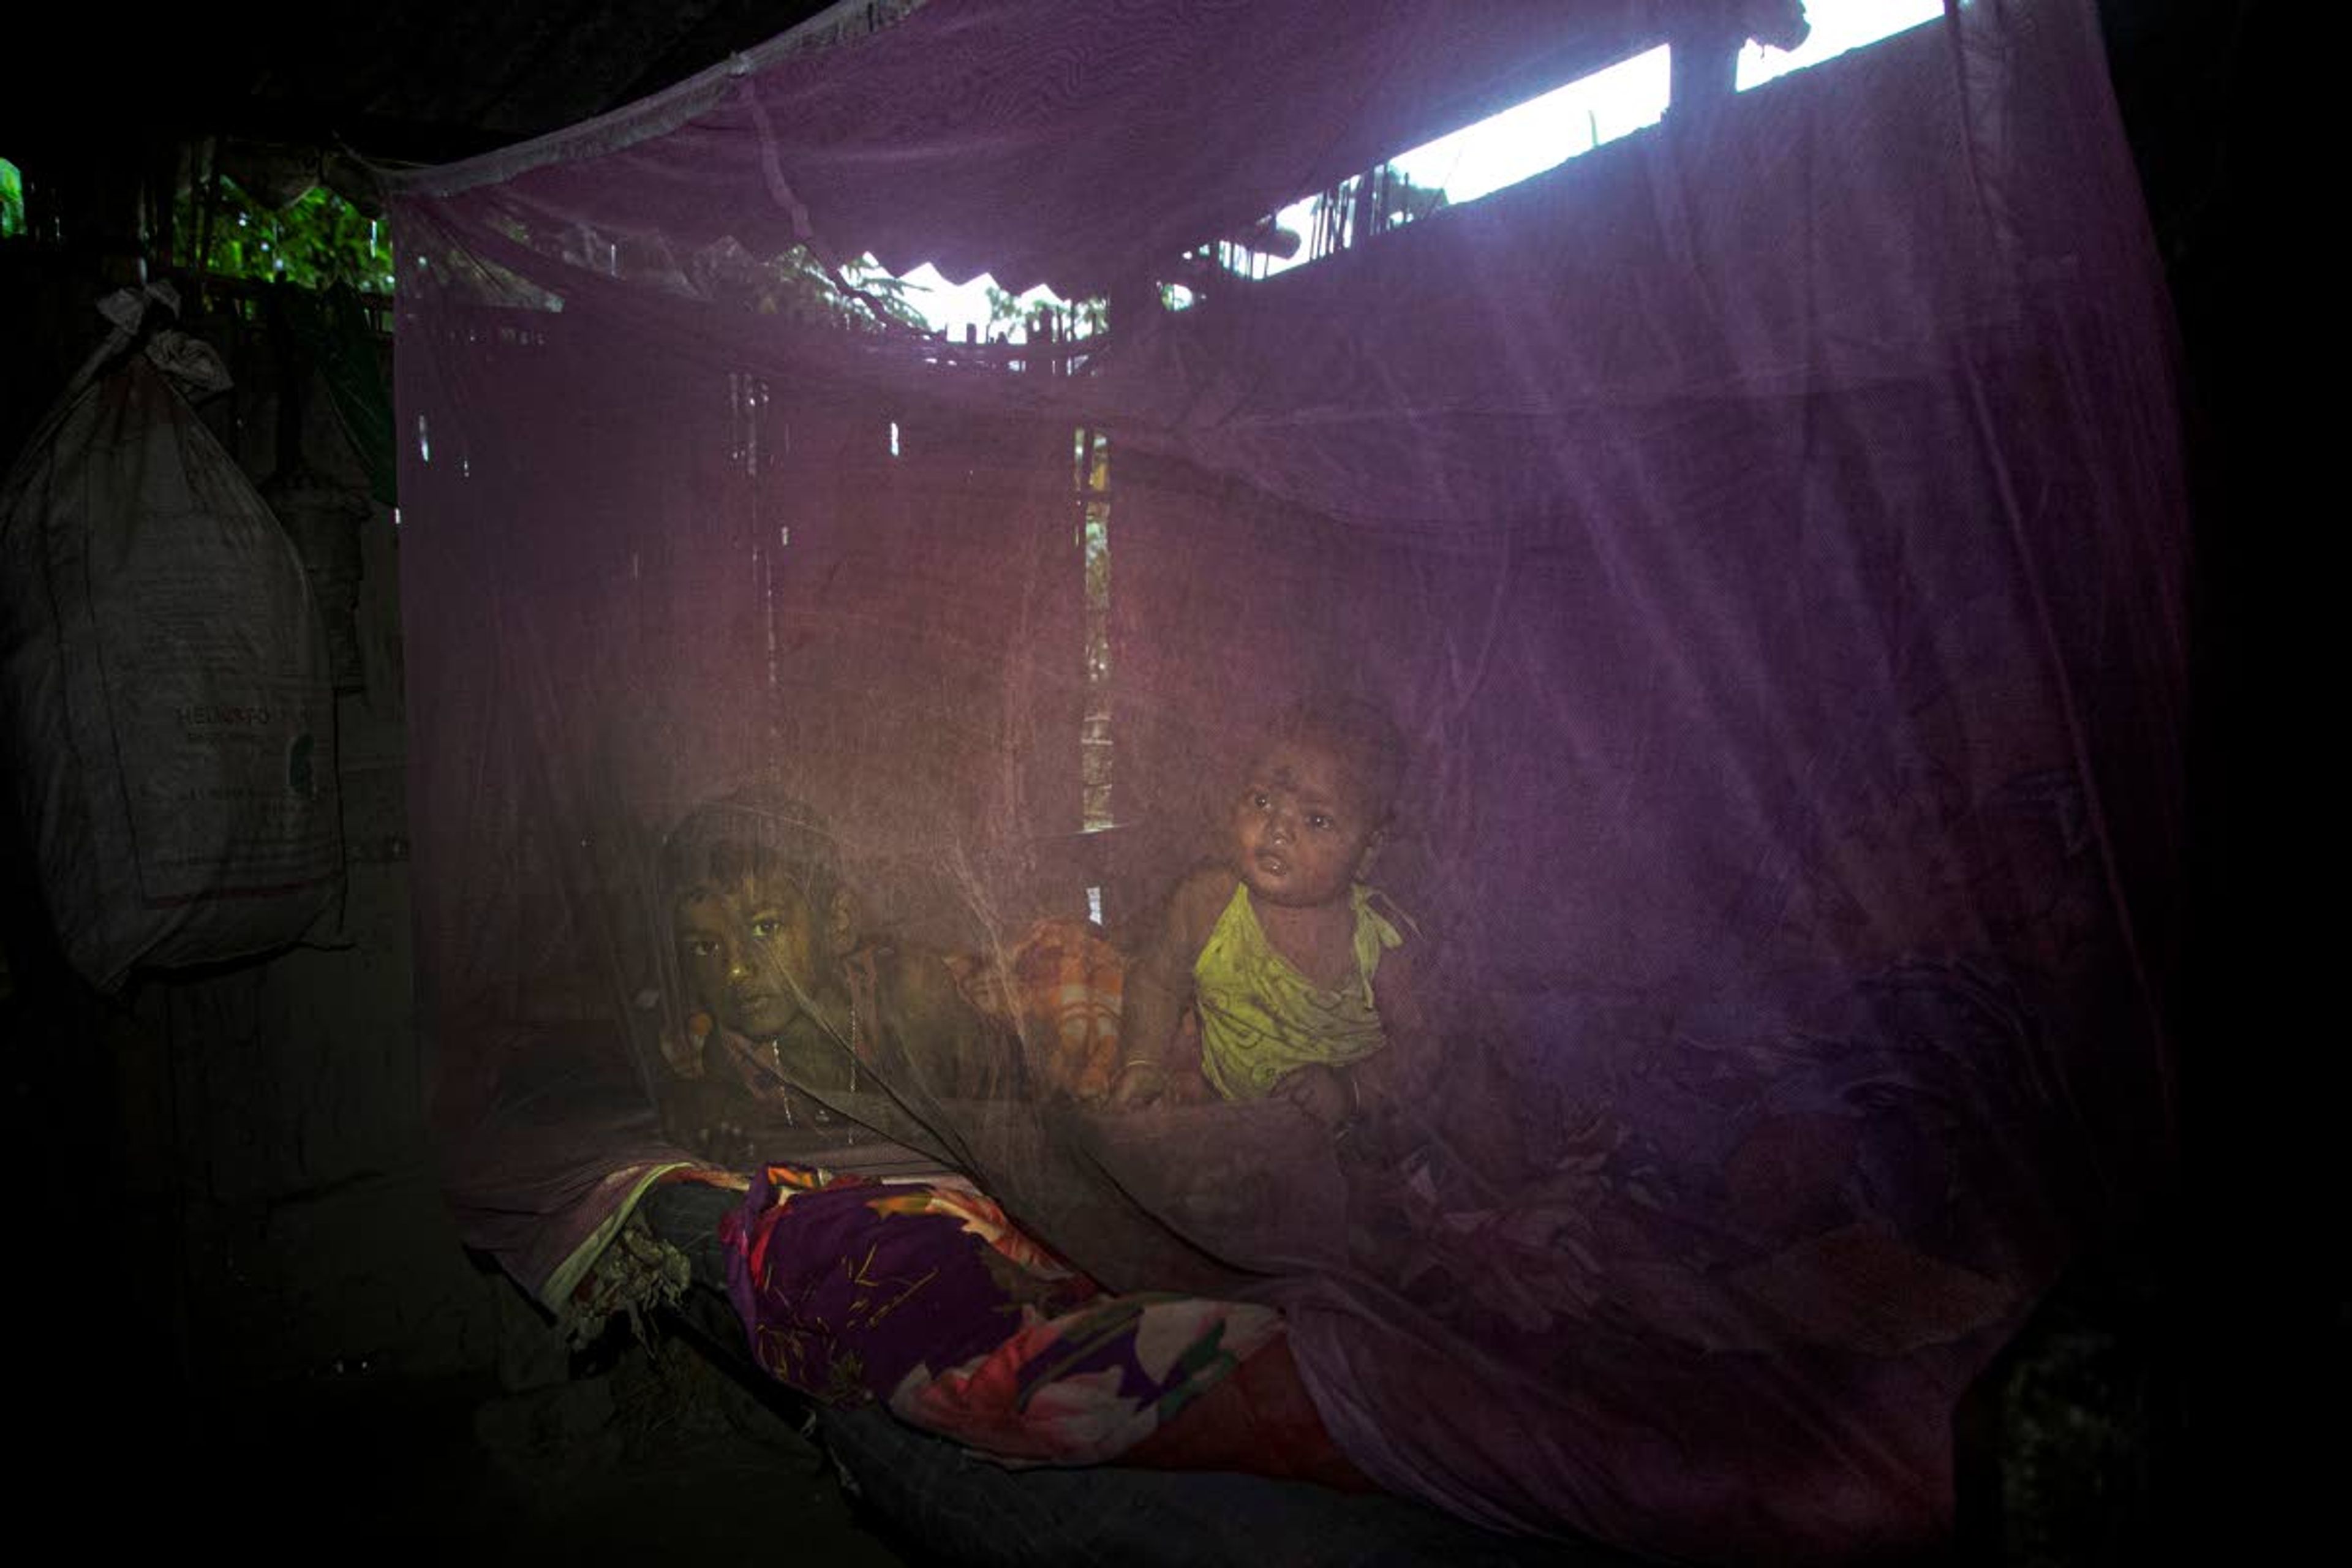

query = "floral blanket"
[[721, 1161, 1283, 1464]]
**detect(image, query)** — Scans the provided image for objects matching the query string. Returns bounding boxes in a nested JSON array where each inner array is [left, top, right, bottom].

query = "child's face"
[[674, 875, 830, 1041], [1229, 739, 1381, 908]]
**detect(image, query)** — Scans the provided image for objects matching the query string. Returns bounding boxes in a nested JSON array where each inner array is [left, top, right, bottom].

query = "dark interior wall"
[[2097, 2, 2320, 1552], [0, 260, 506, 1373]]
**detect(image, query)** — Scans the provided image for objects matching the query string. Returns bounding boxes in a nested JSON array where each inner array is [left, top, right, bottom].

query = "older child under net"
[[652, 788, 1022, 1166]]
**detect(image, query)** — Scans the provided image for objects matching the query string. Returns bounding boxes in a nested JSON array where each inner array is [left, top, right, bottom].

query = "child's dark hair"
[[659, 788, 843, 914], [1264, 697, 1407, 824]]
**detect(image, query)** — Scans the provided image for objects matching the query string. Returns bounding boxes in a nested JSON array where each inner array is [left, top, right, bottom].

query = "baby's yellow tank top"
[[1194, 882, 1404, 1101]]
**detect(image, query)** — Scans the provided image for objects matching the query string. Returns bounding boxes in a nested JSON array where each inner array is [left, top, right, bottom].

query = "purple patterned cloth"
[[723, 1163, 1281, 1463]]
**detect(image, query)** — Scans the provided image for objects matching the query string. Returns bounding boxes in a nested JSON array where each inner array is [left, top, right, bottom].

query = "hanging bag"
[[0, 283, 341, 990]]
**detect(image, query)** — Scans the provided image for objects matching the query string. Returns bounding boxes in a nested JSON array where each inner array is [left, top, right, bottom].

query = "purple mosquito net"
[[388, 2, 2187, 1560]]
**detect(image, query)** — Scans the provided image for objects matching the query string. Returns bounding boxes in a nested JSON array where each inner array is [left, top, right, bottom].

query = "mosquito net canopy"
[[388, 1, 2187, 1559]]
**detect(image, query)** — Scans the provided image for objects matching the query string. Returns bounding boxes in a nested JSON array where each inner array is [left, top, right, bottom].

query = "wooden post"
[[1668, 1, 1743, 123]]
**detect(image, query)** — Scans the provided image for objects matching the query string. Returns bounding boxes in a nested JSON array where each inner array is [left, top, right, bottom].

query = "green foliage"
[[176, 176, 394, 292], [984, 284, 1108, 340], [753, 247, 930, 333], [1, 159, 23, 239], [459, 219, 925, 332]]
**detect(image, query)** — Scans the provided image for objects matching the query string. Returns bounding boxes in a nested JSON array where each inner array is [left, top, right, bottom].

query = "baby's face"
[[1229, 739, 1379, 908], [674, 875, 825, 1041]]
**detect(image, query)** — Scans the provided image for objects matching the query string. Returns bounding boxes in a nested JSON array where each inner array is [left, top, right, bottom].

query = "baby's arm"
[[1108, 865, 1235, 1106], [1357, 932, 1429, 1106], [1267, 935, 1426, 1137], [1272, 1063, 1358, 1128]]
